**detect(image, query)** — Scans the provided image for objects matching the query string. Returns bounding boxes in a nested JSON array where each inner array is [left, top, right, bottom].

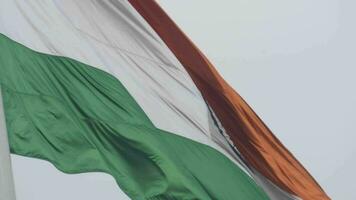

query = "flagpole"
[[0, 87, 16, 200]]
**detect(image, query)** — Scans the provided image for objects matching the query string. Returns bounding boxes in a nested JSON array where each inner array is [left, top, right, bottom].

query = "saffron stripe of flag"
[[128, 1, 330, 199]]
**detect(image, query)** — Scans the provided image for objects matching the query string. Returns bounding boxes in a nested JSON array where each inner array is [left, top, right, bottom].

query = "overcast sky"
[[158, 0, 356, 199]]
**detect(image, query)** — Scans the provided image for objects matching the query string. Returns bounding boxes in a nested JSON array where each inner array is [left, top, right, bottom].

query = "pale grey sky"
[[159, 0, 356, 199]]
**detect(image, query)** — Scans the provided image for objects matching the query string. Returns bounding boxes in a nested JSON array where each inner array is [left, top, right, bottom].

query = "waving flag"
[[0, 1, 329, 199]]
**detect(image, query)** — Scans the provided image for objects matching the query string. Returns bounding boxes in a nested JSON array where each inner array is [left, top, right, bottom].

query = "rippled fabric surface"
[[0, 34, 269, 199]]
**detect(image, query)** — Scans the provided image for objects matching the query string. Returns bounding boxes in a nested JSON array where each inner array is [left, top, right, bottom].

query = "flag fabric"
[[0, 1, 329, 199]]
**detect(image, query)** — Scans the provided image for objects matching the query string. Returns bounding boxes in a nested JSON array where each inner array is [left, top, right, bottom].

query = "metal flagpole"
[[0, 88, 16, 200]]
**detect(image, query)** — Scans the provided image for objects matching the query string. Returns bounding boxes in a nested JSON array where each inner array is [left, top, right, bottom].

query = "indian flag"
[[0, 1, 329, 200]]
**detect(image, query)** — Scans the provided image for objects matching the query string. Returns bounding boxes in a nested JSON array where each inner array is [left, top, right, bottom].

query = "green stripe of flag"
[[0, 34, 269, 200]]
